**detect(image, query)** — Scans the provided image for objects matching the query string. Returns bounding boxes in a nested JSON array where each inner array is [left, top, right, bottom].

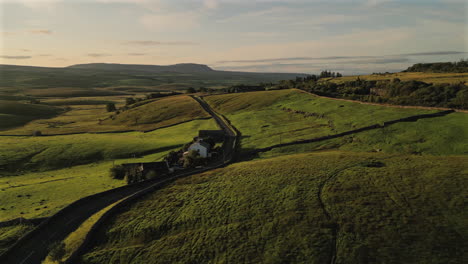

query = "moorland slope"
[[80, 151, 467, 264]]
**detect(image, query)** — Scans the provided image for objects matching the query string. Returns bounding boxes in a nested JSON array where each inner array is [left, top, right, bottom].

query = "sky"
[[0, 0, 467, 74]]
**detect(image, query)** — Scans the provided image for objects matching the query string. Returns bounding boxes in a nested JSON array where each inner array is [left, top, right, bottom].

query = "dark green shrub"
[[145, 170, 159, 180], [49, 241, 66, 262], [106, 102, 116, 112], [125, 98, 136, 105], [109, 165, 125, 179]]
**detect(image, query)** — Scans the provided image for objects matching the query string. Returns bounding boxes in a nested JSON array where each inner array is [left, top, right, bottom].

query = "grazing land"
[[261, 112, 468, 158], [204, 89, 437, 151], [0, 64, 304, 94], [80, 151, 467, 264], [0, 101, 63, 130], [0, 119, 217, 173], [0, 62, 467, 263], [0, 95, 210, 135], [0, 224, 34, 255], [101, 95, 211, 131], [0, 119, 218, 221], [330, 72, 468, 85]]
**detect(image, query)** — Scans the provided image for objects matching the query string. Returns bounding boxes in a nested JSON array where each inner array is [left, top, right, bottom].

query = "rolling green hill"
[[67, 63, 214, 73], [0, 64, 305, 93], [261, 111, 468, 158], [0, 119, 217, 174], [80, 151, 467, 264], [0, 118, 218, 222], [0, 95, 210, 135], [204, 89, 438, 151], [102, 95, 211, 130], [0, 101, 62, 130]]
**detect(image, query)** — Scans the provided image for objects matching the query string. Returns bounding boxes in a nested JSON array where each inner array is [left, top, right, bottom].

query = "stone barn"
[[198, 130, 225, 142]]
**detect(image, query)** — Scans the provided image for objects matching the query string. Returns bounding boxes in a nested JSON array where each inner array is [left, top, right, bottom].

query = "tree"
[[32, 130, 42, 136], [145, 170, 159, 180], [125, 98, 136, 105], [109, 165, 126, 179], [106, 102, 116, 112], [164, 151, 180, 166], [183, 150, 201, 168], [186, 87, 196, 94]]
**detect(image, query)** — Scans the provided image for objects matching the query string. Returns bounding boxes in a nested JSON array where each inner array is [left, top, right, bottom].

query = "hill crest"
[[66, 63, 214, 73]]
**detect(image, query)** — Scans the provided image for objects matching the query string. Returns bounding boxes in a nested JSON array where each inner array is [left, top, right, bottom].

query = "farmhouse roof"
[[191, 140, 211, 149]]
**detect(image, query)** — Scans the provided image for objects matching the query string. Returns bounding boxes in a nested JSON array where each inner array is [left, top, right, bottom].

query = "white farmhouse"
[[188, 140, 211, 158]]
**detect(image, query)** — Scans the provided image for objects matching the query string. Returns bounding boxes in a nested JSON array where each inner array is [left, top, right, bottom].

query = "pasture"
[[0, 101, 63, 130], [0, 95, 209, 135], [260, 111, 468, 158], [331, 72, 468, 84], [0, 224, 34, 255], [204, 89, 436, 151], [80, 151, 467, 264], [101, 95, 211, 130], [0, 119, 218, 221], [0, 119, 217, 174]]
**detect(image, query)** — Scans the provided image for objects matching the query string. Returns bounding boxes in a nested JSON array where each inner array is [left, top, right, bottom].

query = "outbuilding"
[[188, 140, 211, 158]]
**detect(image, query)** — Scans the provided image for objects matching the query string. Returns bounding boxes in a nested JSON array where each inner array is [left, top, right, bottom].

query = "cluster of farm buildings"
[[119, 130, 225, 181]]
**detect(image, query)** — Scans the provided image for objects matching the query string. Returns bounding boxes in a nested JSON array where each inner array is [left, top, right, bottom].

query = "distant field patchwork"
[[0, 95, 210, 135]]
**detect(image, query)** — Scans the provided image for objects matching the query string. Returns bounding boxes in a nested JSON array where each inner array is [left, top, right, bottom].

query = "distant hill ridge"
[[67, 63, 214, 73]]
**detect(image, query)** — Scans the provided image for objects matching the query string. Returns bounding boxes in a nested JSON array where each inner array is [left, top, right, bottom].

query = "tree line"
[[403, 60, 468, 73], [290, 77, 468, 109]]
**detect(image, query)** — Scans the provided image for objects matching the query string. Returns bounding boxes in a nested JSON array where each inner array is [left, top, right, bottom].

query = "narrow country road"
[[0, 95, 238, 264]]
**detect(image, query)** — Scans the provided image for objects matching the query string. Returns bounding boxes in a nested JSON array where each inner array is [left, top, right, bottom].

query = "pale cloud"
[[139, 11, 200, 31], [87, 53, 112, 57], [210, 27, 412, 64], [128, 53, 146, 56], [365, 0, 393, 8], [1, 0, 62, 10], [0, 55, 32, 59], [217, 7, 294, 24], [125, 40, 197, 46], [203, 0, 218, 9], [242, 32, 283, 38], [1, 31, 16, 36], [28, 29, 53, 34], [95, 0, 162, 11]]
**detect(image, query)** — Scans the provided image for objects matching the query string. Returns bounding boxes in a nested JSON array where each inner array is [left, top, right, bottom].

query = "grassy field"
[[80, 151, 467, 264], [0, 101, 63, 130], [0, 119, 218, 221], [331, 72, 468, 84], [0, 224, 35, 255], [204, 89, 436, 151], [101, 95, 211, 130], [259, 111, 468, 159], [23, 88, 126, 98], [0, 119, 217, 174], [0, 64, 303, 92], [0, 95, 208, 135]]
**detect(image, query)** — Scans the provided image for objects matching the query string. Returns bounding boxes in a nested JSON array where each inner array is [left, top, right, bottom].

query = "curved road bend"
[[0, 96, 237, 264]]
